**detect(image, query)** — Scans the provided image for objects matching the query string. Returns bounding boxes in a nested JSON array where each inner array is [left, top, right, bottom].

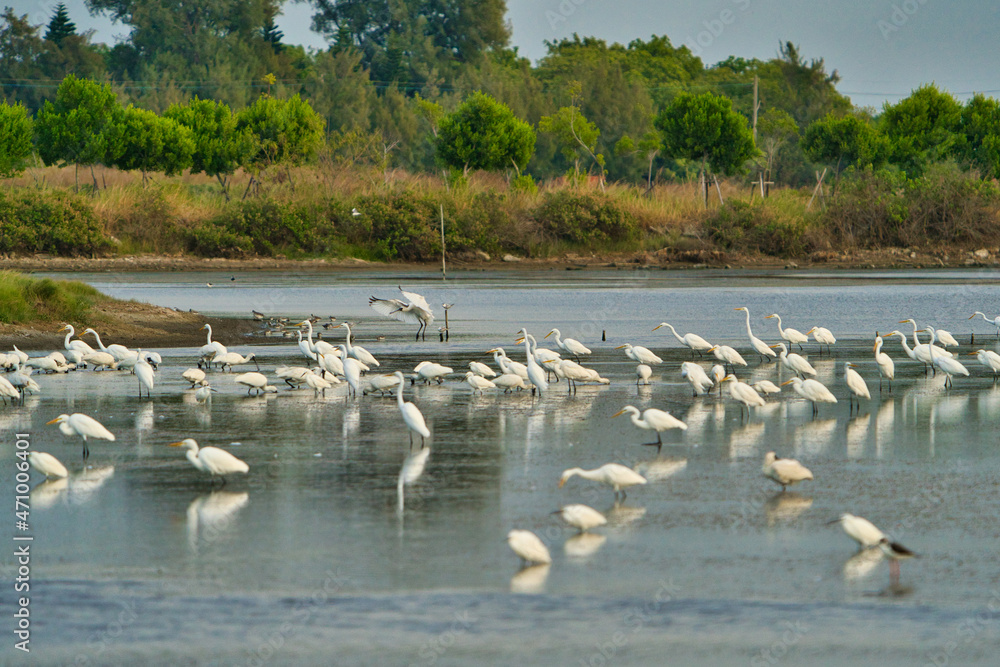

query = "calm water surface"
[[4, 268, 1000, 665]]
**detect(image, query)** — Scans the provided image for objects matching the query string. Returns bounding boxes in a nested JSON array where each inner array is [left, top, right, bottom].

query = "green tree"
[[44, 3, 77, 44], [800, 113, 887, 193], [957, 94, 1000, 179], [165, 97, 253, 197], [103, 105, 194, 184], [34, 75, 121, 190], [0, 101, 34, 178], [236, 93, 325, 191], [756, 108, 799, 183], [539, 88, 604, 184], [616, 131, 663, 192], [881, 84, 963, 176], [436, 90, 536, 175], [656, 91, 757, 205]]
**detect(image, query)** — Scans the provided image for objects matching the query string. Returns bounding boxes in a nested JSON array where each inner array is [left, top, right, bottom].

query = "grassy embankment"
[[3, 162, 1000, 263], [0, 270, 107, 325]]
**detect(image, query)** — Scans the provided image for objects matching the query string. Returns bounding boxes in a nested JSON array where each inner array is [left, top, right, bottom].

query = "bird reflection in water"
[[68, 466, 115, 505], [186, 491, 250, 555], [843, 548, 884, 581], [764, 491, 813, 526], [31, 477, 69, 510], [604, 501, 647, 528], [846, 413, 871, 459], [564, 533, 607, 558], [397, 447, 431, 516], [510, 564, 550, 594]]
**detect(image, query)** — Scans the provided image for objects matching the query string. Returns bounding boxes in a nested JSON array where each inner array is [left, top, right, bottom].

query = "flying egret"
[[771, 342, 816, 377], [734, 307, 776, 362], [552, 504, 607, 533], [878, 537, 917, 585], [636, 364, 652, 386], [518, 328, 548, 395], [843, 362, 870, 412], [806, 326, 837, 355], [923, 327, 969, 388], [680, 362, 713, 396], [46, 413, 115, 461], [465, 371, 497, 395], [469, 361, 497, 378], [874, 335, 895, 393], [969, 311, 1000, 340], [615, 343, 662, 365], [83, 328, 131, 361], [558, 464, 647, 499], [762, 451, 813, 491], [369, 286, 435, 340], [707, 345, 747, 372], [336, 322, 380, 367], [828, 513, 885, 550], [28, 451, 68, 479], [969, 349, 1000, 380], [545, 329, 591, 360], [782, 376, 837, 416], [393, 371, 430, 447], [612, 405, 687, 451], [652, 322, 713, 356], [765, 313, 809, 351], [169, 439, 248, 484], [507, 529, 551, 566], [722, 374, 765, 419], [234, 372, 277, 395], [60, 324, 95, 355]]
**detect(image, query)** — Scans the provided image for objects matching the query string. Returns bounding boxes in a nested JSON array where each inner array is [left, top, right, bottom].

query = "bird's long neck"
[[396, 379, 405, 406], [577, 468, 603, 481], [665, 324, 684, 344], [896, 334, 912, 354], [742, 311, 754, 337], [908, 321, 923, 347], [63, 329, 73, 347], [927, 331, 937, 361], [205, 326, 213, 344], [629, 411, 644, 429], [522, 337, 533, 362], [773, 315, 783, 334], [343, 325, 353, 351], [91, 331, 105, 350], [305, 322, 315, 342]]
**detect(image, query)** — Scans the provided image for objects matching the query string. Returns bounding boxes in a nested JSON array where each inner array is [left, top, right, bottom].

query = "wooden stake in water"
[[440, 204, 446, 280]]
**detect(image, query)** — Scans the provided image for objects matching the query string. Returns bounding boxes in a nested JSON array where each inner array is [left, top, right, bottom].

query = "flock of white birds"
[[11, 292, 1000, 585]]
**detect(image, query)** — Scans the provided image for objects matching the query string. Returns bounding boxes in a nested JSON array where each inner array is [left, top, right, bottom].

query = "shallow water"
[[5, 269, 1000, 665]]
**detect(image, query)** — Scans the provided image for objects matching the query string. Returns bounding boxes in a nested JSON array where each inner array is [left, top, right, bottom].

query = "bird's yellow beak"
[[544, 331, 553, 339], [967, 352, 979, 356], [652, 324, 663, 331], [806, 327, 816, 334], [515, 337, 525, 344], [168, 441, 185, 447], [557, 478, 566, 488], [898, 320, 910, 324], [781, 379, 794, 386], [765, 314, 776, 319], [769, 344, 781, 348], [968, 314, 977, 320], [614, 345, 627, 350], [298, 320, 309, 326], [706, 346, 718, 352], [45, 417, 61, 425], [612, 409, 626, 418]]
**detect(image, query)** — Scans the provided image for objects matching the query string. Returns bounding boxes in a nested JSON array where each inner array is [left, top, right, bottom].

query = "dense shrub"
[[705, 200, 810, 257], [534, 191, 638, 245], [0, 189, 113, 256], [352, 193, 440, 260], [0, 270, 103, 324]]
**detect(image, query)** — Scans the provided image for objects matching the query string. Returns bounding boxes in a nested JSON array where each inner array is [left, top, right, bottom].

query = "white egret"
[[636, 364, 652, 386], [765, 313, 809, 351], [26, 355, 68, 373], [969, 311, 1000, 340], [199, 324, 227, 366], [543, 359, 608, 393], [652, 322, 713, 356], [494, 374, 527, 393], [553, 504, 607, 533], [340, 345, 364, 398], [518, 333, 561, 380], [393, 371, 430, 447], [296, 330, 317, 364], [60, 324, 95, 355], [923, 327, 969, 388], [28, 451, 68, 479], [317, 352, 345, 378], [194, 383, 215, 403], [183, 368, 207, 387], [752, 380, 781, 395], [615, 343, 662, 365], [885, 330, 928, 374], [234, 372, 277, 395], [488, 348, 529, 380], [843, 362, 870, 411], [558, 464, 647, 499], [469, 361, 497, 378], [707, 345, 747, 372], [762, 451, 813, 491], [82, 351, 117, 371], [46, 413, 115, 460], [363, 374, 402, 396], [337, 323, 380, 367], [369, 286, 435, 340], [506, 529, 551, 566], [0, 375, 19, 403], [722, 374, 766, 419], [828, 513, 885, 550], [874, 335, 895, 393], [83, 328, 131, 361], [464, 371, 497, 394], [878, 537, 918, 585], [613, 405, 687, 451], [8, 362, 39, 400], [412, 361, 453, 384], [299, 320, 337, 358], [169, 439, 248, 484], [134, 351, 155, 398], [302, 371, 333, 396], [899, 319, 954, 360], [545, 328, 591, 360], [782, 377, 837, 416], [734, 307, 776, 362], [711, 365, 726, 396], [518, 328, 548, 395], [969, 349, 1000, 379], [806, 326, 837, 354], [771, 342, 816, 377], [680, 362, 713, 396], [275, 366, 312, 388]]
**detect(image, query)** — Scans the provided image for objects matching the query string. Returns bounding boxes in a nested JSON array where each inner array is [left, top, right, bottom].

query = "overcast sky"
[[9, 0, 1000, 108]]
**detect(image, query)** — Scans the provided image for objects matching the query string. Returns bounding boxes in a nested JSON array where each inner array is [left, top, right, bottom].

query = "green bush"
[[0, 190, 113, 256], [705, 200, 809, 257], [534, 191, 637, 245], [352, 193, 440, 260], [0, 270, 103, 324]]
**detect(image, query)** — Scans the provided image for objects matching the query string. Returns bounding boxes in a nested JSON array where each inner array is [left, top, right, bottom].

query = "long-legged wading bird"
[[722, 374, 766, 420], [507, 530, 551, 566], [652, 322, 713, 356], [969, 311, 1000, 340], [46, 413, 115, 461], [234, 372, 277, 395], [612, 405, 686, 451], [783, 376, 837, 416], [552, 504, 607, 533], [969, 349, 1000, 380], [369, 287, 435, 340], [765, 313, 809, 351], [807, 326, 837, 355], [393, 371, 430, 447], [545, 329, 591, 361], [636, 363, 652, 386], [923, 327, 969, 388], [843, 362, 870, 411], [734, 307, 776, 362], [762, 451, 813, 491], [518, 328, 548, 395], [771, 342, 816, 378], [336, 322, 380, 367], [874, 334, 895, 393], [680, 361, 713, 396], [878, 537, 918, 585], [28, 451, 69, 479], [615, 343, 662, 365], [828, 513, 885, 550], [169, 439, 248, 485], [558, 464, 647, 500]]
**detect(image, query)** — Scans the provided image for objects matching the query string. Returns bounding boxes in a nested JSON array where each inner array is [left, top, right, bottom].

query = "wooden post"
[[806, 168, 827, 210], [440, 204, 446, 280], [713, 174, 724, 205]]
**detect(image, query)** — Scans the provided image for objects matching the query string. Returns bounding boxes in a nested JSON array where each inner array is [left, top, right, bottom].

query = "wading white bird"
[[412, 361, 453, 384], [337, 322, 380, 367], [752, 380, 781, 395], [134, 352, 155, 398], [615, 343, 662, 365], [545, 328, 591, 361], [60, 324, 95, 355], [807, 326, 837, 354], [363, 374, 402, 396], [843, 362, 870, 410], [874, 335, 895, 393], [489, 348, 529, 380], [782, 376, 838, 416], [885, 330, 928, 373], [340, 345, 364, 398], [553, 504, 607, 533], [183, 368, 207, 387], [213, 352, 259, 372], [83, 328, 131, 361], [969, 311, 1000, 339], [878, 537, 918, 584], [680, 361, 713, 396], [771, 342, 817, 377], [493, 374, 527, 393], [558, 463, 647, 499], [923, 327, 969, 388], [711, 365, 726, 395], [722, 374, 766, 418], [394, 371, 430, 447], [506, 529, 551, 566], [82, 351, 117, 371], [652, 322, 713, 356], [234, 372, 277, 395], [194, 383, 215, 403], [828, 513, 885, 550], [169, 439, 248, 484], [707, 345, 747, 371], [765, 313, 809, 351], [199, 324, 227, 366], [46, 413, 115, 460], [468, 361, 497, 378], [518, 328, 548, 395], [899, 319, 954, 360], [369, 286, 435, 340], [465, 371, 497, 395], [299, 320, 337, 358], [612, 405, 687, 450], [969, 349, 1000, 379], [734, 307, 776, 362], [636, 363, 652, 386], [762, 451, 813, 490], [28, 451, 68, 479]]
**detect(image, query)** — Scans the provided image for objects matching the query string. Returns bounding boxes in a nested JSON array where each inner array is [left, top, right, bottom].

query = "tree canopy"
[[656, 91, 757, 176], [436, 91, 535, 173]]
